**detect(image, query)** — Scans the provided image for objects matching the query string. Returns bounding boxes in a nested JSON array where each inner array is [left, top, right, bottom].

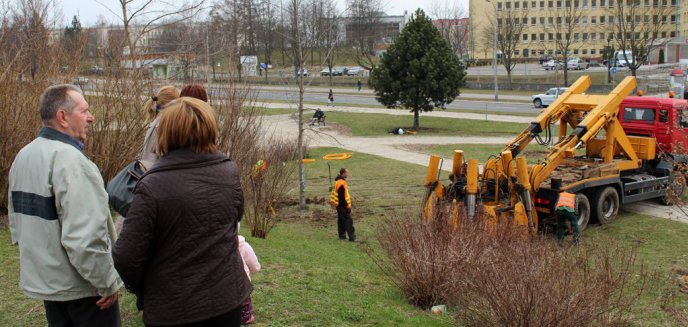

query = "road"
[[247, 87, 537, 114]]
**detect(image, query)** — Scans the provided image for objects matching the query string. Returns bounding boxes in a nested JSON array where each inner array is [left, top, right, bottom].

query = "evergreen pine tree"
[[369, 9, 466, 130]]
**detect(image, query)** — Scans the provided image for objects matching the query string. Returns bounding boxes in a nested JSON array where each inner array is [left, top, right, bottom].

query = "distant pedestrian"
[[9, 84, 123, 326], [238, 232, 261, 325], [555, 191, 580, 245], [327, 89, 335, 107], [330, 168, 356, 241], [357, 79, 362, 92]]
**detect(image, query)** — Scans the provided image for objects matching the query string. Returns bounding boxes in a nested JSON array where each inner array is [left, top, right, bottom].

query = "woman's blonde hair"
[[156, 97, 218, 156], [143, 85, 180, 123]]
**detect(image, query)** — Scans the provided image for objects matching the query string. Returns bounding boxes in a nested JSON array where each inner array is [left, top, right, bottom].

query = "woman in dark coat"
[[113, 97, 251, 327]]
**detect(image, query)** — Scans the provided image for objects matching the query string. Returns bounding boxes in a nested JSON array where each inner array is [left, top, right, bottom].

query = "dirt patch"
[[395, 144, 430, 153], [672, 267, 688, 294], [325, 121, 352, 136]]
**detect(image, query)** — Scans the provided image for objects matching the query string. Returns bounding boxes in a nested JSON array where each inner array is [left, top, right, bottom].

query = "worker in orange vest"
[[555, 191, 580, 245], [330, 168, 356, 241]]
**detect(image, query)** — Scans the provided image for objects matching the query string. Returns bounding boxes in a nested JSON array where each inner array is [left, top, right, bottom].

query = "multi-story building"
[[469, 0, 680, 61]]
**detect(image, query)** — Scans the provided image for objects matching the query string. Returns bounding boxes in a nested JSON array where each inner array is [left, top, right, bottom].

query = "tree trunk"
[[413, 110, 420, 130], [563, 53, 569, 86]]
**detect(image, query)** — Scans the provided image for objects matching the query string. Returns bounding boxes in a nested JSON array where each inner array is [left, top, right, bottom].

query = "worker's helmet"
[[669, 90, 675, 98], [636, 90, 644, 96]]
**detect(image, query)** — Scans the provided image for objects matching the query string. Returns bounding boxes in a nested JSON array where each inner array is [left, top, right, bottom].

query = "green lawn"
[[323, 112, 525, 137], [1, 147, 686, 326], [423, 143, 550, 164]]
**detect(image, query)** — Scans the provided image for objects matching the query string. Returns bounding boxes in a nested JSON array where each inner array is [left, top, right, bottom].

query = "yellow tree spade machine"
[[422, 76, 688, 232]]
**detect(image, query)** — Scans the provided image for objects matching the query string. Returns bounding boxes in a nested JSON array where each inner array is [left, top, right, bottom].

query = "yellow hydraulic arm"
[[527, 76, 641, 191]]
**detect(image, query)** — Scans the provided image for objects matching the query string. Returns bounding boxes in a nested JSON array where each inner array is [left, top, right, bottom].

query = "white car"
[[542, 60, 563, 71], [346, 66, 365, 76], [567, 58, 589, 70], [532, 87, 568, 108]]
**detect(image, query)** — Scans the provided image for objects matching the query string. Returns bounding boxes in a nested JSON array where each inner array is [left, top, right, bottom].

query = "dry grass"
[[370, 206, 649, 326]]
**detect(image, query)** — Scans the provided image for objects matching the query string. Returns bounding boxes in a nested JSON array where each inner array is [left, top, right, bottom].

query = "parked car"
[[320, 67, 347, 76], [567, 58, 589, 70], [346, 66, 366, 76], [531, 87, 568, 108], [296, 68, 309, 77], [73, 76, 89, 87], [539, 55, 553, 64], [542, 59, 563, 71]]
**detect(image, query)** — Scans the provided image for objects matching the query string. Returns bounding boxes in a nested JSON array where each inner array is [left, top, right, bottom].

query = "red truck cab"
[[618, 96, 688, 154]]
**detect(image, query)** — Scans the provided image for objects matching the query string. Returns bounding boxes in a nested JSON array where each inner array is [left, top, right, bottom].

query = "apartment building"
[[469, 0, 680, 61]]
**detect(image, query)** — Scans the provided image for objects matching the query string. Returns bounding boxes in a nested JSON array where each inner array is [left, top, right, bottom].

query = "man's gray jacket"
[[8, 127, 122, 301]]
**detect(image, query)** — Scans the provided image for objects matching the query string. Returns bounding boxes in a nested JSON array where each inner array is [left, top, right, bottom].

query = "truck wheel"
[[661, 174, 686, 205], [575, 194, 591, 231], [533, 99, 542, 108], [592, 187, 619, 224]]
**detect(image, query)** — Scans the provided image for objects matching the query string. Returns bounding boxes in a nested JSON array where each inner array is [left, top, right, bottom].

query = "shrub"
[[371, 207, 648, 326]]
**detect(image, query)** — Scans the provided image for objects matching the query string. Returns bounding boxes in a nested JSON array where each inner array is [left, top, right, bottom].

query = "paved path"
[[261, 108, 688, 222]]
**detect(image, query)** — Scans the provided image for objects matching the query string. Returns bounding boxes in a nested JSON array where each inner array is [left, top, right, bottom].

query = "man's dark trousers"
[[556, 208, 580, 244], [337, 207, 356, 241], [44, 296, 121, 327]]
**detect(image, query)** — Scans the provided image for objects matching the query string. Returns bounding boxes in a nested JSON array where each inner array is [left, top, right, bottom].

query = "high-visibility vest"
[[556, 192, 576, 209], [330, 179, 351, 208]]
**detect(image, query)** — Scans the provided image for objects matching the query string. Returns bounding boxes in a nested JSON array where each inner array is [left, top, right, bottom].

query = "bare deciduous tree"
[[549, 1, 584, 86], [486, 2, 528, 86], [609, 0, 674, 76], [429, 0, 471, 60], [345, 0, 384, 70]]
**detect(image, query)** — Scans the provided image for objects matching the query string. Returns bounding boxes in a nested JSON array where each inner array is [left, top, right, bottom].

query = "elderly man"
[[8, 85, 122, 326]]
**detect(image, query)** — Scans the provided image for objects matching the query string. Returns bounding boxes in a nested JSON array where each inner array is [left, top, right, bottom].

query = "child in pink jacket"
[[239, 235, 261, 324]]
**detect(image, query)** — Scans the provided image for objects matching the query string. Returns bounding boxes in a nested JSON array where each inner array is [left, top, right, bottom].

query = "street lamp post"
[[607, 37, 612, 84], [493, 25, 498, 101]]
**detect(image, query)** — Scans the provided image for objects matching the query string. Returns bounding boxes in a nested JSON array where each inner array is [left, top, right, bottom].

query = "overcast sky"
[[55, 0, 468, 27]]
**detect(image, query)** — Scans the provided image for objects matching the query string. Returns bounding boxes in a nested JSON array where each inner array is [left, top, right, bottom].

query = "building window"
[[532, 0, 538, 7], [601, 0, 606, 6], [549, 33, 554, 40], [574, 49, 579, 54], [557, 17, 562, 24], [583, 0, 589, 7], [671, 15, 676, 24], [653, 0, 658, 8], [592, 33, 597, 40], [557, 0, 562, 7], [582, 49, 588, 54], [574, 33, 580, 41], [610, 15, 615, 25], [549, 0, 554, 7], [540, 33, 545, 40], [515, 1, 520, 9], [540, 17, 546, 25], [549, 17, 554, 25], [566, 0, 571, 7], [523, 17, 528, 24], [600, 16, 606, 24], [532, 33, 537, 40], [515, 50, 520, 56], [548, 50, 554, 55], [541, 0, 546, 7], [592, 16, 597, 24], [583, 16, 588, 25], [523, 34, 528, 41], [662, 32, 667, 38], [671, 31, 676, 37], [645, 0, 650, 6], [644, 15, 650, 23], [524, 49, 530, 57], [532, 17, 537, 25], [592, 0, 597, 6], [583, 33, 588, 40], [591, 49, 596, 55], [600, 32, 605, 40], [497, 2, 503, 10], [662, 15, 667, 24], [662, 0, 667, 6]]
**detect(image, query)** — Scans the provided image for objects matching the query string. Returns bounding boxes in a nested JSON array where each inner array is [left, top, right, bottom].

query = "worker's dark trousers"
[[44, 297, 121, 327], [556, 209, 580, 245], [337, 207, 356, 241]]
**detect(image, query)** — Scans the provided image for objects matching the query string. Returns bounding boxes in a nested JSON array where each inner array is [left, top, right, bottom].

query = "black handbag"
[[106, 160, 145, 217]]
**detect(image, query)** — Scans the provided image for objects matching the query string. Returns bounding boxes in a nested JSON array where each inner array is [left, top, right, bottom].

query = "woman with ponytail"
[[141, 85, 180, 170]]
